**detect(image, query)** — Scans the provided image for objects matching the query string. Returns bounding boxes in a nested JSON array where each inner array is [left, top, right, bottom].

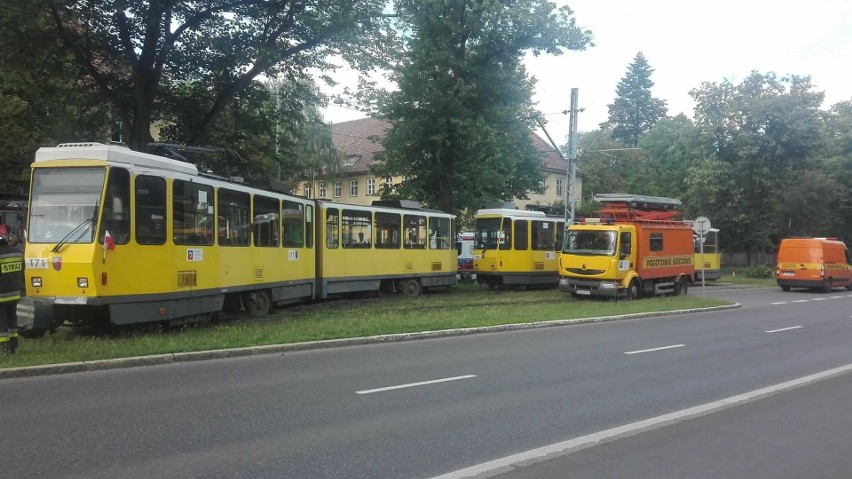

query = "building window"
[[539, 179, 546, 190], [318, 182, 327, 198], [333, 181, 342, 198], [304, 182, 312, 199], [367, 177, 376, 195], [349, 179, 358, 197], [556, 178, 565, 197]]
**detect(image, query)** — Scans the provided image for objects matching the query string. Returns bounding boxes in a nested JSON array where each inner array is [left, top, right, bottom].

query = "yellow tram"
[[17, 143, 456, 336], [694, 227, 721, 282], [472, 208, 565, 288]]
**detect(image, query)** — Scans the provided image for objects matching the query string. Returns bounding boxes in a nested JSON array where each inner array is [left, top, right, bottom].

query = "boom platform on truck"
[[558, 194, 695, 299]]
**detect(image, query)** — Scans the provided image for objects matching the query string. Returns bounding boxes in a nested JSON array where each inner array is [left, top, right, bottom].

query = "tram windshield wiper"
[[51, 218, 94, 253]]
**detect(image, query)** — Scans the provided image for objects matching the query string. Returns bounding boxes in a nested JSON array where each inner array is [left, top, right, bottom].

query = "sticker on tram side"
[[186, 249, 203, 261]]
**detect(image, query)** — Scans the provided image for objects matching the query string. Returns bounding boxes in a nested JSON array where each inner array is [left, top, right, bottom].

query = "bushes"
[[747, 264, 774, 279]]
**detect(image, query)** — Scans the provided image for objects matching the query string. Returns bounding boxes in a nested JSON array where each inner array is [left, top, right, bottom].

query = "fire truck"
[[558, 194, 695, 299]]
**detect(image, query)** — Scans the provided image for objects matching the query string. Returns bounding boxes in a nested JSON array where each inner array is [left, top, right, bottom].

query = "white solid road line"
[[766, 326, 803, 333], [431, 362, 852, 479], [624, 344, 685, 355], [356, 374, 477, 395]]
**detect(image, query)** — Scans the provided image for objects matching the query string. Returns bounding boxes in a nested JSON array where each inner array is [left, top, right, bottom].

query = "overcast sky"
[[322, 0, 852, 144]]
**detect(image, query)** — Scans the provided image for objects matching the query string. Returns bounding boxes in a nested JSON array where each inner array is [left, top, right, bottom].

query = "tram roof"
[[35, 142, 199, 176], [475, 208, 551, 219]]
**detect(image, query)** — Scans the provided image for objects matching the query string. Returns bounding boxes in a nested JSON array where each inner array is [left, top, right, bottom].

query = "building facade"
[[296, 117, 582, 212]]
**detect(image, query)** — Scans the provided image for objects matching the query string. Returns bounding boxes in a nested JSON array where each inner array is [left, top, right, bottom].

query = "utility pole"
[[565, 88, 579, 225]]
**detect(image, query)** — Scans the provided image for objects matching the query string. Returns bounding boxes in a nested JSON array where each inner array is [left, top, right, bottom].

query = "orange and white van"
[[776, 237, 852, 292]]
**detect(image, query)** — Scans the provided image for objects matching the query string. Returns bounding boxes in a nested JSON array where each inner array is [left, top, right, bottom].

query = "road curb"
[[0, 303, 740, 380]]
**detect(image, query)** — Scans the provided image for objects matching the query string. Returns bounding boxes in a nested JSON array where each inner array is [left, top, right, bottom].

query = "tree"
[[372, 0, 593, 215], [574, 128, 635, 200], [0, 1, 115, 193], [41, 0, 393, 150], [690, 72, 826, 259], [819, 100, 852, 242], [605, 52, 667, 147], [636, 114, 704, 200]]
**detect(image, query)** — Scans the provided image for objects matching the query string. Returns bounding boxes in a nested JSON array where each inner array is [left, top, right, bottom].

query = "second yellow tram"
[[472, 208, 565, 288]]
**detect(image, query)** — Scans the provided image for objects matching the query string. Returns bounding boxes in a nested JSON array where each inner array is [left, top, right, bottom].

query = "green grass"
[[720, 266, 778, 287], [0, 284, 733, 369]]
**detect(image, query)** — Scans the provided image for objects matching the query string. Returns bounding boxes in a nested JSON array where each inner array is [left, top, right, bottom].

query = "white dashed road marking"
[[356, 375, 477, 395], [766, 326, 803, 333], [624, 344, 685, 355]]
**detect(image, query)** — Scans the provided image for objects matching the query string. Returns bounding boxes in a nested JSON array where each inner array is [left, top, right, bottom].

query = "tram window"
[[253, 195, 279, 247], [555, 221, 565, 252], [282, 200, 304, 247], [429, 216, 451, 249], [499, 219, 512, 251], [216, 189, 250, 247], [514, 220, 528, 250], [305, 204, 314, 248], [403, 214, 427, 249], [531, 220, 555, 251], [173, 180, 214, 246], [99, 167, 130, 246], [135, 175, 166, 245], [326, 208, 339, 248], [375, 212, 400, 249], [474, 218, 500, 249], [343, 209, 372, 248]]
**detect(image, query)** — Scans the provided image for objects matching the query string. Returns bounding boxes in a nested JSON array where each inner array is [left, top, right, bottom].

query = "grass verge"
[[1, 284, 731, 369]]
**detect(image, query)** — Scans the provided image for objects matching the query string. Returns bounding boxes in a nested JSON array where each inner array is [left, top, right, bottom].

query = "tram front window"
[[475, 218, 501, 249], [29, 167, 105, 243]]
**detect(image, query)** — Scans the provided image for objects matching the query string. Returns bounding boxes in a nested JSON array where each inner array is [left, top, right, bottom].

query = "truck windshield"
[[563, 230, 617, 256], [28, 167, 105, 244]]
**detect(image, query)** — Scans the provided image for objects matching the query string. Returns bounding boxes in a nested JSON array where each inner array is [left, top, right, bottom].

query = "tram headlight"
[[31, 277, 42, 288], [77, 277, 88, 288]]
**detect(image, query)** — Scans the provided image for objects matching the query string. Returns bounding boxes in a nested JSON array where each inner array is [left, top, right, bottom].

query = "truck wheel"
[[627, 279, 641, 301], [674, 277, 688, 296], [823, 278, 833, 293], [781, 285, 791, 292]]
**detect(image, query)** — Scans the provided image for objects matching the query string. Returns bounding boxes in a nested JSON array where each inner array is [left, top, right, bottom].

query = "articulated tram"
[[472, 208, 565, 288], [17, 143, 456, 337]]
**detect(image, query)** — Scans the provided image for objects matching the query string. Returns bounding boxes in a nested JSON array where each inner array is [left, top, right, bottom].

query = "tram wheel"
[[401, 279, 422, 298], [247, 290, 271, 316]]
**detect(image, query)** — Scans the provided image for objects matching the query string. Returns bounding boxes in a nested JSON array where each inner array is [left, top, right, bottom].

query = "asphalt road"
[[3, 283, 852, 478]]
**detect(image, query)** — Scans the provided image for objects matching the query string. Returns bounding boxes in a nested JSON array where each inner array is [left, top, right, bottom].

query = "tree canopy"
[[372, 0, 593, 215], [604, 52, 668, 147], [577, 70, 852, 261], [37, 0, 393, 150]]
